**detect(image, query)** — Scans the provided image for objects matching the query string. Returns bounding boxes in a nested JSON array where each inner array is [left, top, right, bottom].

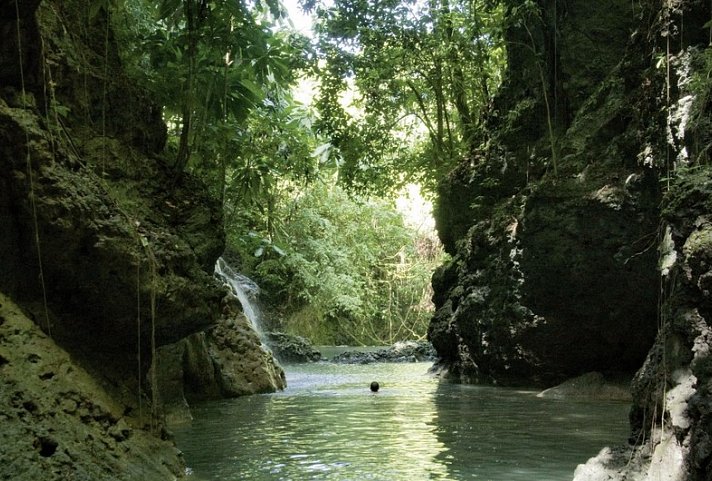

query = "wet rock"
[[204, 314, 286, 397], [430, 170, 660, 386], [266, 332, 322, 363], [330, 341, 436, 364], [153, 311, 286, 423], [536, 372, 631, 401]]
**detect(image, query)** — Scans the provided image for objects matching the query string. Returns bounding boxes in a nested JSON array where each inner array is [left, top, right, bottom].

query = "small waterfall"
[[214, 257, 267, 343]]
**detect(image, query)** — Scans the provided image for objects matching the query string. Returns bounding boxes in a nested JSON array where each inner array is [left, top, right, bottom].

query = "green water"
[[173, 361, 630, 481]]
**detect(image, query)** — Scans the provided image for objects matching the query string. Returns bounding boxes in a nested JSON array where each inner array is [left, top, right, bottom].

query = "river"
[[173, 359, 630, 481]]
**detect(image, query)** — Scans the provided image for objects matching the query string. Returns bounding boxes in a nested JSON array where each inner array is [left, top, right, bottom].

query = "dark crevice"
[[34, 436, 58, 457]]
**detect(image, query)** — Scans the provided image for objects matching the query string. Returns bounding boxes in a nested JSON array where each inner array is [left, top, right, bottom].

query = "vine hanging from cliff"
[[14, 0, 52, 338]]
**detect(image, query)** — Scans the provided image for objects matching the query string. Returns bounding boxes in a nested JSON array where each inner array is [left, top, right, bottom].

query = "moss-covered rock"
[[0, 0, 225, 355], [0, 292, 184, 481], [430, 0, 668, 385], [0, 0, 284, 476], [430, 0, 712, 478], [431, 169, 660, 385]]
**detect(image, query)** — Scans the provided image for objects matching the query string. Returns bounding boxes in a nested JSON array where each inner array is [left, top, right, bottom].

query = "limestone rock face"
[[0, 0, 286, 476], [0, 98, 224, 352], [430, 169, 660, 385], [0, 292, 184, 481], [0, 1, 225, 354], [154, 313, 286, 424], [429, 0, 712, 478], [429, 0, 666, 385], [625, 173, 712, 480]]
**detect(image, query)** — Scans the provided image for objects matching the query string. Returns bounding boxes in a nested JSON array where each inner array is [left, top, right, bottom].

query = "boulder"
[[537, 372, 631, 401], [203, 316, 286, 397], [266, 332, 322, 363], [153, 312, 287, 424], [330, 341, 436, 364]]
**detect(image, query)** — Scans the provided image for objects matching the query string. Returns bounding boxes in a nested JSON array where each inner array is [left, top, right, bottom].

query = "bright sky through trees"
[[283, 0, 314, 37], [280, 0, 438, 236]]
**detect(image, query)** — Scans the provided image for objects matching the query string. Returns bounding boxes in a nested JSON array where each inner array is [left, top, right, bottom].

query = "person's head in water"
[[370, 381, 379, 393]]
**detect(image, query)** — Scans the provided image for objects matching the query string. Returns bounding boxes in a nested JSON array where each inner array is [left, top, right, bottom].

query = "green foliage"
[[228, 183, 446, 345], [221, 96, 328, 243], [114, 0, 312, 183], [110, 0, 459, 345], [685, 46, 712, 166], [310, 0, 507, 195]]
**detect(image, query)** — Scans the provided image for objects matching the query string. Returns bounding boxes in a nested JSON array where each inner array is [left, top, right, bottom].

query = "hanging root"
[[14, 0, 52, 338], [136, 259, 142, 421]]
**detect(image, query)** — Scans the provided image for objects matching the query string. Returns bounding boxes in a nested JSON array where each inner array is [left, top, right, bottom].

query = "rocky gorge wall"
[[0, 1, 284, 478], [429, 0, 712, 478]]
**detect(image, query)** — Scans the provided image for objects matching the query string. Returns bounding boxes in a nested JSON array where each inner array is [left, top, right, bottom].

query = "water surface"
[[174, 361, 629, 481]]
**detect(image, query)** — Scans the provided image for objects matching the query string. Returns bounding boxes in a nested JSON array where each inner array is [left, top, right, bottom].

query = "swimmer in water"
[[370, 381, 379, 393]]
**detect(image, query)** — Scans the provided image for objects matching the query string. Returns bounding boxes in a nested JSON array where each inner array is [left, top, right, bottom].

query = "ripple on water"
[[174, 362, 630, 481]]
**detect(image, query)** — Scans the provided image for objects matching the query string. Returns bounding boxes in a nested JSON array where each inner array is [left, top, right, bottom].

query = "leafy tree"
[[112, 0, 451, 345], [116, 0, 311, 187], [310, 0, 506, 195], [231, 182, 445, 345], [223, 96, 325, 242]]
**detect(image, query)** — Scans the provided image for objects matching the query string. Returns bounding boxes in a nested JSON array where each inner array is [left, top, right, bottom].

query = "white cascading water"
[[214, 256, 267, 343]]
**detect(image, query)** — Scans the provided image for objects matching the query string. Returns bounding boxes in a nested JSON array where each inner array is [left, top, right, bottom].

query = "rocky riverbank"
[[266, 331, 323, 363], [328, 341, 437, 364]]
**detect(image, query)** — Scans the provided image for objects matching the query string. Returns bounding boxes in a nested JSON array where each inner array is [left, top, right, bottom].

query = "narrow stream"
[[174, 361, 629, 481]]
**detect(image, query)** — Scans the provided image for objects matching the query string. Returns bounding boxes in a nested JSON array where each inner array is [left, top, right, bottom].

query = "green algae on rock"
[[0, 0, 288, 477], [0, 292, 184, 481]]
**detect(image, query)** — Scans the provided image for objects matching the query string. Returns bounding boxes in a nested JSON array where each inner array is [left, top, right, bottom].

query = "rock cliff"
[[0, 293, 185, 480], [429, 0, 712, 478], [0, 1, 284, 478]]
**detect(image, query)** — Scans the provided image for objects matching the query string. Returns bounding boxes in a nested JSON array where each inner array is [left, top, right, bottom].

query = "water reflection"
[[430, 382, 630, 480], [174, 362, 629, 481]]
